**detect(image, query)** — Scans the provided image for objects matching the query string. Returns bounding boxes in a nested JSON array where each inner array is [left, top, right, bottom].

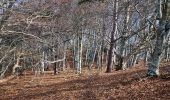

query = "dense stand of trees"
[[0, 0, 170, 78]]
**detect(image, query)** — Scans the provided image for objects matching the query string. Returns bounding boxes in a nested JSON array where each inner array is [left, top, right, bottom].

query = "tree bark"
[[115, 0, 130, 70], [147, 0, 169, 76], [106, 0, 118, 73], [63, 42, 67, 71], [100, 16, 106, 71], [147, 35, 164, 76], [75, 33, 82, 74]]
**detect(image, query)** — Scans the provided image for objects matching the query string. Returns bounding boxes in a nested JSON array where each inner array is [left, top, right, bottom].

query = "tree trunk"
[[53, 62, 57, 75], [147, 35, 164, 76], [79, 33, 83, 74], [85, 49, 89, 66], [75, 33, 82, 74], [144, 49, 149, 67], [147, 0, 169, 76], [100, 16, 106, 71], [106, 0, 118, 73], [115, 0, 130, 70], [89, 45, 97, 69], [63, 42, 67, 71]]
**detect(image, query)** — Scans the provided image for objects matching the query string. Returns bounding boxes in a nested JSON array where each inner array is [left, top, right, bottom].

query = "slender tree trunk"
[[63, 42, 67, 71], [131, 54, 139, 67], [100, 44, 103, 71], [89, 45, 97, 69], [106, 0, 118, 73], [53, 44, 58, 75], [166, 46, 170, 61], [75, 32, 83, 74], [97, 46, 101, 70], [85, 49, 89, 66], [100, 16, 106, 71], [115, 1, 130, 70], [73, 39, 76, 69], [41, 51, 45, 74], [75, 35, 80, 73], [79, 33, 83, 74], [98, 45, 102, 70], [72, 0, 81, 74], [105, 49, 108, 68], [164, 44, 168, 60], [144, 49, 149, 67]]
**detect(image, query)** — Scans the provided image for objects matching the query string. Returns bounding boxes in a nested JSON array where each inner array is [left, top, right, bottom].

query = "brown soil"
[[0, 62, 170, 100]]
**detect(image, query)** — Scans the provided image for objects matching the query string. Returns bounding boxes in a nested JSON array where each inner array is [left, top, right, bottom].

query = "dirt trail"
[[0, 63, 170, 100]]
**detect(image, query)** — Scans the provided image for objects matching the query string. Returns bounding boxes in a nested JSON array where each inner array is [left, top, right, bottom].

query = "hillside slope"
[[0, 63, 170, 100]]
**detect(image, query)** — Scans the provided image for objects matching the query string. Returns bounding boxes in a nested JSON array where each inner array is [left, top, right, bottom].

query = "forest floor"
[[0, 61, 170, 100]]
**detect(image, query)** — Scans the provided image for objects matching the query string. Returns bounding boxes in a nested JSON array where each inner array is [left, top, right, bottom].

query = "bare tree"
[[147, 0, 170, 76], [106, 0, 118, 73]]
